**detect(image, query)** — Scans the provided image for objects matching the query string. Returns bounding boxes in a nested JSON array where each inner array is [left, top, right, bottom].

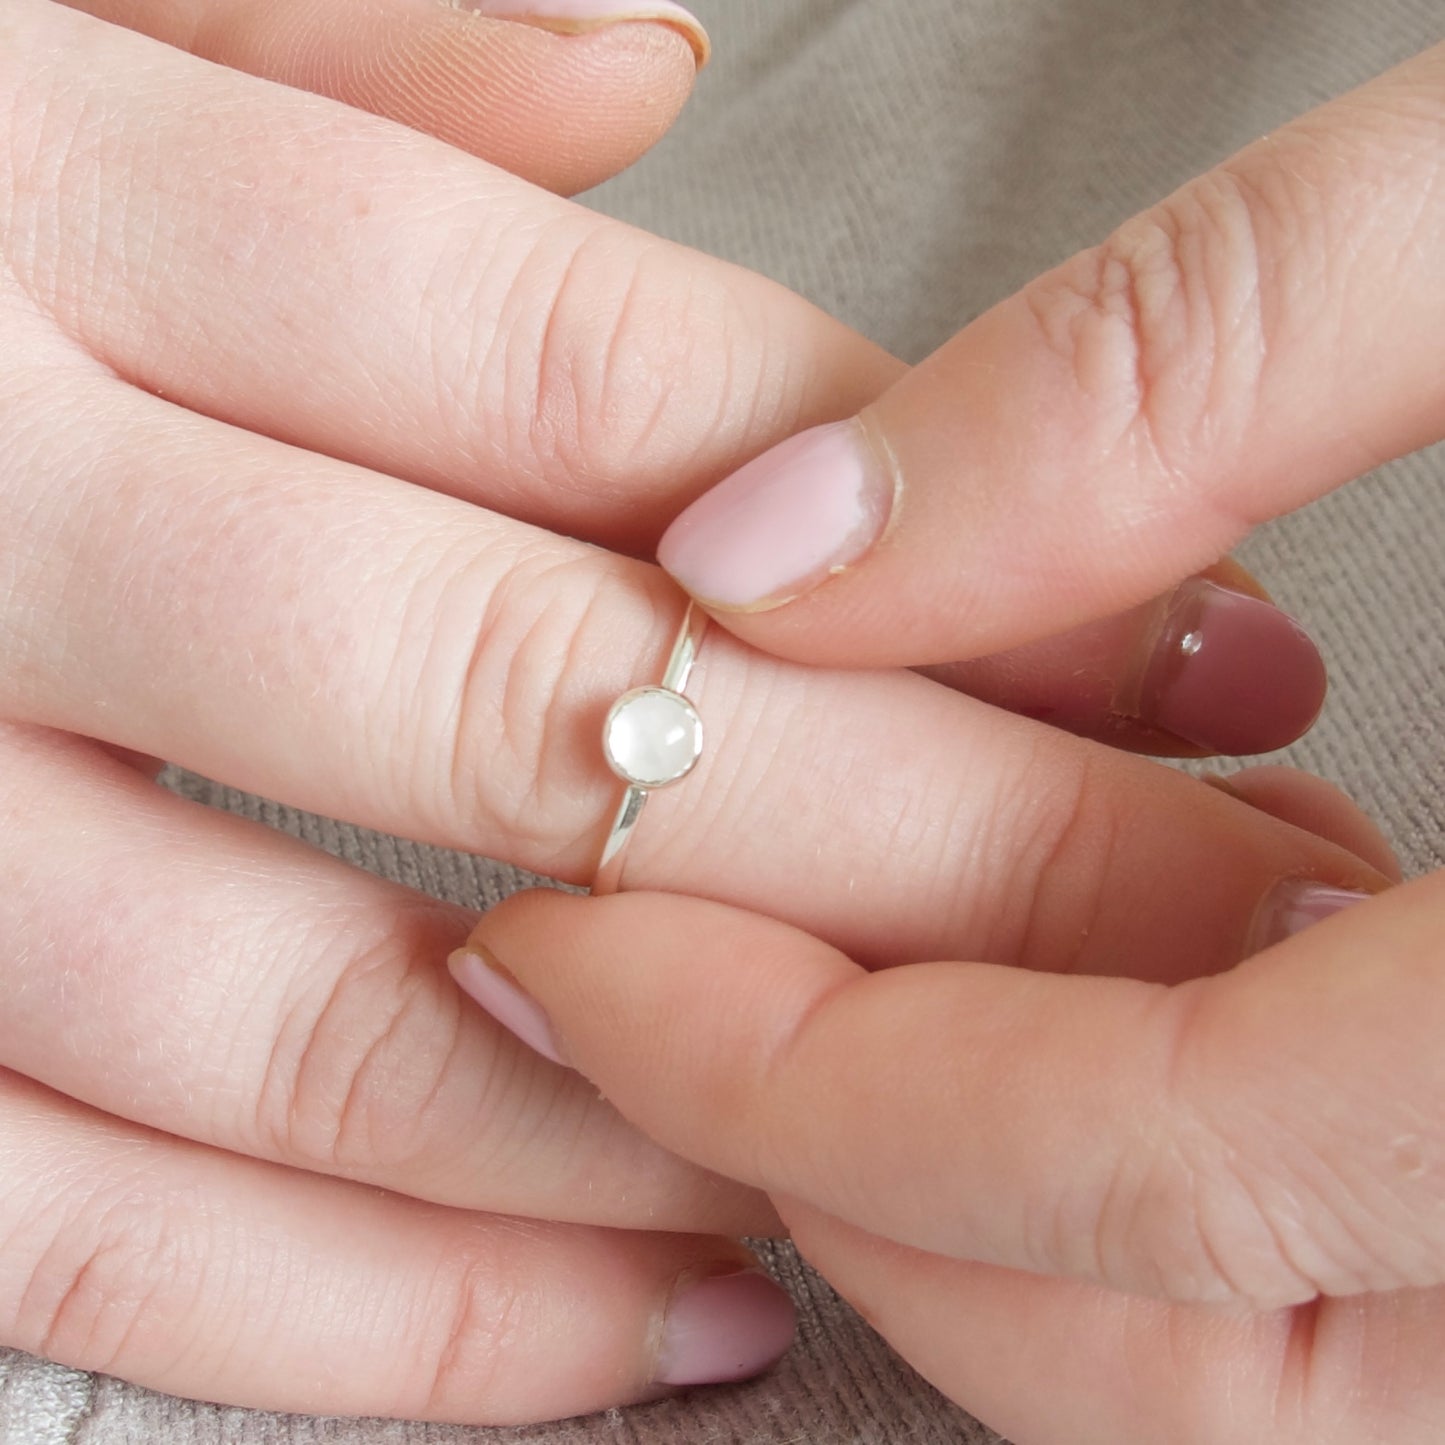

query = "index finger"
[[10, 0, 896, 552], [657, 43, 1445, 663]]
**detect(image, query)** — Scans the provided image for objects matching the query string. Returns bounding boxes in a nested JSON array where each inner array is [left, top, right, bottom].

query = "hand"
[[454, 773, 1441, 1444], [0, 0, 1391, 1426], [655, 42, 1445, 759]]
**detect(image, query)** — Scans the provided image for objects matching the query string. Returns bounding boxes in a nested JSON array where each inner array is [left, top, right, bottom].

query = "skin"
[[0, 0, 1422, 1432]]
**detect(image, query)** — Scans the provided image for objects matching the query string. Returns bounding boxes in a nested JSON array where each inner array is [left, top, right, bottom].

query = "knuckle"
[[995, 744, 1117, 974], [253, 912, 467, 1173], [488, 219, 749, 526], [1024, 168, 1274, 526], [429, 540, 671, 873], [12, 1177, 193, 1373], [1123, 1141, 1319, 1309], [1087, 985, 1346, 1309], [416, 1249, 530, 1419]]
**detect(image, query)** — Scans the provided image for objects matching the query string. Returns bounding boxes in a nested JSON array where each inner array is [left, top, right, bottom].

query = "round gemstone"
[[603, 687, 703, 789]]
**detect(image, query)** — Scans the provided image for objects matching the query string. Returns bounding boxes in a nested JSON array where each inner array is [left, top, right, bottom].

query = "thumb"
[[457, 872, 1442, 1311], [658, 42, 1445, 664], [64, 0, 708, 195]]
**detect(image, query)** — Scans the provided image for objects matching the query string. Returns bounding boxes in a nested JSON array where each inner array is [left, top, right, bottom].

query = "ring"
[[592, 601, 708, 895]]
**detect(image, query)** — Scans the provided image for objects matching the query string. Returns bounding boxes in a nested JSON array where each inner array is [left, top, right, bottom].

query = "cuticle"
[[1110, 586, 1187, 720], [648, 1256, 758, 1383]]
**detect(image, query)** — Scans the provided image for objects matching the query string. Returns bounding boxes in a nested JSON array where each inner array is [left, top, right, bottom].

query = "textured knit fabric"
[[4, 0, 1444, 1440]]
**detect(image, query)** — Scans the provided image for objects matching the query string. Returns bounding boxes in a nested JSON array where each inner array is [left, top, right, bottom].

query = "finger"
[[1205, 765, 1403, 882], [7, 0, 895, 555], [61, 0, 706, 194], [924, 559, 1327, 757], [0, 1070, 794, 1423], [5, 378, 1388, 985], [657, 43, 1445, 664], [0, 722, 773, 1237], [461, 876, 1445, 1309], [781, 1202, 1445, 1445]]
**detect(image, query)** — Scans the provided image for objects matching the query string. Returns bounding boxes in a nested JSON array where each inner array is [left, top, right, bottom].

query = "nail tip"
[[445, 946, 485, 984], [486, 7, 711, 66], [666, 16, 711, 67], [447, 944, 568, 1067], [661, 580, 799, 617]]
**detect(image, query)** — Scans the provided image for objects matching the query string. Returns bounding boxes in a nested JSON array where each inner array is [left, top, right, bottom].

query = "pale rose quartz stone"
[[604, 687, 703, 788]]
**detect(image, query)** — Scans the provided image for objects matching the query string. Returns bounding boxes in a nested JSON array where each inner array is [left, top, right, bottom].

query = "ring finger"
[[1, 370, 1386, 982]]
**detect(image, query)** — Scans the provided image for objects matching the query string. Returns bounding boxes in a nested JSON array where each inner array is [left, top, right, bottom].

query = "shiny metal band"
[[592, 601, 708, 895]]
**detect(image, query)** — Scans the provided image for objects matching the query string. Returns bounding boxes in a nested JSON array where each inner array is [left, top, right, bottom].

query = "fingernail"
[[658, 420, 896, 612], [1125, 580, 1327, 755], [447, 946, 566, 1067], [454, 0, 710, 66], [1249, 881, 1372, 953], [654, 1265, 797, 1387]]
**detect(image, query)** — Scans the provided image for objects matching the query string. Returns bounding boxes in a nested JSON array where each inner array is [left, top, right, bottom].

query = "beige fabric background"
[[4, 0, 1444, 1440]]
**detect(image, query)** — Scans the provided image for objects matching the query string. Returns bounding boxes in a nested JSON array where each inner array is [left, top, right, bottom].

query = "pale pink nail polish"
[[447, 947, 567, 1066], [1128, 580, 1328, 755], [658, 420, 895, 611], [453, 0, 710, 65], [1249, 882, 1372, 954], [654, 1267, 797, 1387]]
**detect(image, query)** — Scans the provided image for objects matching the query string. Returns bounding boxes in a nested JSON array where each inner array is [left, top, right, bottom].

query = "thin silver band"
[[592, 601, 708, 896]]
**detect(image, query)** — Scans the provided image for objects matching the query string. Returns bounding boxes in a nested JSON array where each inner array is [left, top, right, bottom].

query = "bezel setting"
[[602, 686, 704, 790]]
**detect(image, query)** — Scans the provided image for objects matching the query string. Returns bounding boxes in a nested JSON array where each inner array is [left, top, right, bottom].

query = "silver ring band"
[[592, 601, 708, 895]]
